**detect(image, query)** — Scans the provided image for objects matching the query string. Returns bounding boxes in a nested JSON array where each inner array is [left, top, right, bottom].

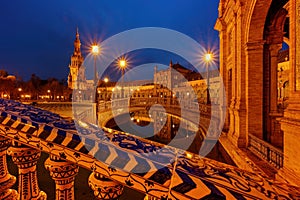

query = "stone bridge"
[[97, 97, 219, 136], [0, 98, 299, 199]]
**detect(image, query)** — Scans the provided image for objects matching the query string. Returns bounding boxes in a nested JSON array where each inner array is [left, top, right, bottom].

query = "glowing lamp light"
[[204, 53, 213, 62], [92, 45, 100, 55], [119, 59, 126, 69], [104, 77, 109, 83]]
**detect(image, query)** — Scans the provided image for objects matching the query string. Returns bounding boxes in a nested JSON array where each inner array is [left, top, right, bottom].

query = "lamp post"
[[119, 58, 127, 98], [47, 89, 51, 101], [104, 77, 109, 109], [204, 52, 213, 104], [91, 44, 100, 123], [18, 88, 22, 100], [91, 44, 100, 89]]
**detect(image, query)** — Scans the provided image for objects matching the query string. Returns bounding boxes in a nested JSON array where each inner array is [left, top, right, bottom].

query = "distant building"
[[67, 28, 87, 90], [153, 61, 220, 104]]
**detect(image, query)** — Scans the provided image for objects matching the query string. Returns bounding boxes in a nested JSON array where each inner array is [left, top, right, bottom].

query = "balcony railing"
[[0, 99, 299, 200], [248, 134, 284, 169]]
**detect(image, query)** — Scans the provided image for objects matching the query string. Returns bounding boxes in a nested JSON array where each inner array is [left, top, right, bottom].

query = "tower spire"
[[74, 28, 81, 56], [169, 60, 173, 68]]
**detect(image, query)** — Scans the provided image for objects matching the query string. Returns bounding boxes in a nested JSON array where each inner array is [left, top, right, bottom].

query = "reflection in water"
[[105, 110, 234, 165]]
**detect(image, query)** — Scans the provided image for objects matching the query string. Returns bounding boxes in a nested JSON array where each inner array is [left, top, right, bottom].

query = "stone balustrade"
[[248, 134, 284, 169], [44, 155, 79, 199], [0, 136, 18, 200], [0, 99, 299, 200]]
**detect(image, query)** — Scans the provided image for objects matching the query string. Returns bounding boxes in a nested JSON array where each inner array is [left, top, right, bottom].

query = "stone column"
[[245, 41, 265, 140], [278, 0, 300, 185], [233, 7, 247, 148], [88, 172, 123, 200], [268, 44, 284, 147], [269, 44, 281, 114], [0, 137, 18, 200], [44, 155, 79, 200], [7, 143, 47, 200], [214, 16, 228, 133]]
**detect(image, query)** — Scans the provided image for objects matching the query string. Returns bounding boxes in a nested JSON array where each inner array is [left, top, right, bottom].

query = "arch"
[[283, 80, 289, 88], [283, 37, 290, 47], [245, 0, 273, 43]]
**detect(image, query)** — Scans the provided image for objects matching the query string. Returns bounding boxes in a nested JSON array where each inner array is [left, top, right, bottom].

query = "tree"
[[0, 76, 16, 98], [0, 70, 8, 77], [27, 74, 42, 100]]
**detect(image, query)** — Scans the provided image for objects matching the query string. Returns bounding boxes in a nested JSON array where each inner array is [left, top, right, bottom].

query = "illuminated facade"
[[67, 29, 87, 90], [215, 0, 300, 186]]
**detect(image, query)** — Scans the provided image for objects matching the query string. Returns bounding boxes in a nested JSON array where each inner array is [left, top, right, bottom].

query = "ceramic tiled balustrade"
[[0, 99, 299, 200]]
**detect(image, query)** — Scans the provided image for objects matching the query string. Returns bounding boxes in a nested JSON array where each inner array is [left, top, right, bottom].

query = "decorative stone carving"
[[0, 136, 18, 200], [8, 143, 47, 200], [88, 172, 124, 200], [44, 155, 79, 200]]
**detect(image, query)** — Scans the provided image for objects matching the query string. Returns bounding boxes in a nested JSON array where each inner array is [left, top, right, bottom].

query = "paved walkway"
[[34, 102, 73, 118]]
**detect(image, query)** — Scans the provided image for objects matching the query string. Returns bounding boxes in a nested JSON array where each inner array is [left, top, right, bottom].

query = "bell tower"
[[68, 28, 85, 89]]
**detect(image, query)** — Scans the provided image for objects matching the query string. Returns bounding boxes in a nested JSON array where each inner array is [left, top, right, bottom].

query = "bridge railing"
[[97, 97, 219, 138], [1, 99, 298, 200], [248, 134, 284, 169], [98, 97, 212, 115]]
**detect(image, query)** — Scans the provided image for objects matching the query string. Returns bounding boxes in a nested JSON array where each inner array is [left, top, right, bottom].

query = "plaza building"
[[215, 0, 300, 186], [67, 29, 94, 95]]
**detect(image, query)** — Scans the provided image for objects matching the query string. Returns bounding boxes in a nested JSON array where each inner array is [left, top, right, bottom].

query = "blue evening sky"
[[0, 1, 219, 81]]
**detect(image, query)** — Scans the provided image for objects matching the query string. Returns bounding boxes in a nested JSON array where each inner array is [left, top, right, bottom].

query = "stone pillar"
[[44, 155, 79, 200], [88, 172, 123, 200], [0, 137, 18, 200], [214, 16, 228, 133], [8, 143, 47, 200], [233, 6, 248, 148], [245, 41, 265, 140], [268, 44, 283, 147], [269, 44, 281, 114], [278, 0, 300, 185]]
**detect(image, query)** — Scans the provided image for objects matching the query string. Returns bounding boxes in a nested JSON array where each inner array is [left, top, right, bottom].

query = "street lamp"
[[204, 52, 213, 104], [47, 90, 51, 101], [91, 44, 100, 88], [91, 43, 100, 123], [104, 77, 109, 84], [18, 88, 22, 100], [104, 77, 109, 108], [118, 58, 127, 98]]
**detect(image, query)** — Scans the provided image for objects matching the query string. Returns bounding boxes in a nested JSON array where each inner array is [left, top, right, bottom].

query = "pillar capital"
[[0, 137, 18, 200], [245, 40, 265, 51], [45, 155, 79, 200], [8, 145, 40, 169], [88, 172, 124, 200], [269, 43, 282, 57], [8, 144, 46, 200]]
